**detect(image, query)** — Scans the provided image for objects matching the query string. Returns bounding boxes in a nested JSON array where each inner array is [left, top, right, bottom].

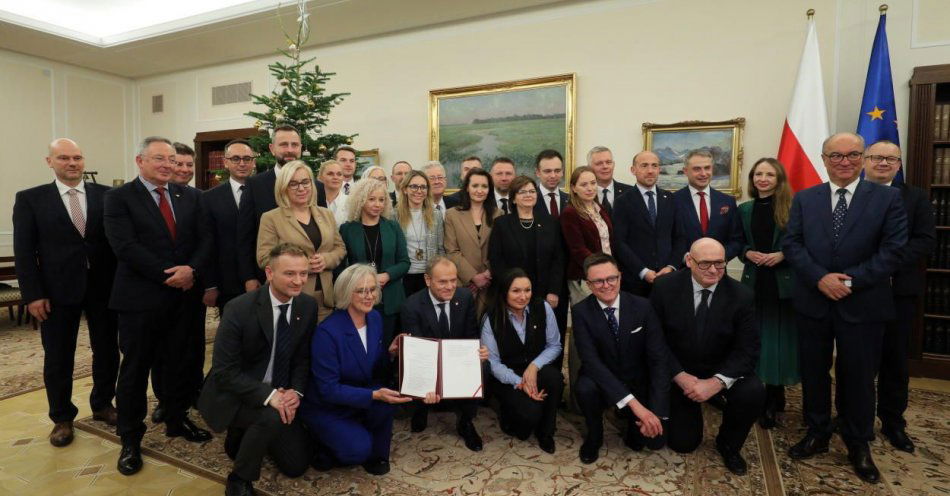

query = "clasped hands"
[[309, 253, 326, 274], [745, 250, 784, 267], [164, 265, 194, 290], [267, 388, 301, 424], [516, 363, 547, 402], [818, 272, 852, 301], [674, 371, 723, 403]]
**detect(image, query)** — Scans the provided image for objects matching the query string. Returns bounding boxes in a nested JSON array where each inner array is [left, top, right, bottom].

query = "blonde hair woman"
[[257, 160, 346, 321], [319, 159, 348, 225], [395, 170, 444, 297]]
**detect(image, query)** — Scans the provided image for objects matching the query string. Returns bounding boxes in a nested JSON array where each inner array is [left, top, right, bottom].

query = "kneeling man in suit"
[[198, 243, 316, 496], [572, 253, 668, 464], [651, 238, 764, 476]]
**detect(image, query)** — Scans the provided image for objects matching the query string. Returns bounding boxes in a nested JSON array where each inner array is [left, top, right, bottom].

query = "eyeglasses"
[[823, 151, 863, 163], [427, 175, 446, 182], [354, 287, 378, 297], [587, 275, 620, 288], [516, 189, 538, 196], [695, 261, 727, 270], [866, 154, 901, 165], [225, 155, 256, 164], [406, 184, 428, 191], [287, 179, 312, 190], [148, 156, 177, 165]]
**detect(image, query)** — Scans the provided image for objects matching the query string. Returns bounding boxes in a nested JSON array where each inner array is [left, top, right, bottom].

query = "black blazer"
[[197, 285, 316, 432], [613, 180, 635, 198], [892, 183, 936, 296], [650, 269, 759, 381], [533, 189, 569, 218], [237, 168, 327, 282], [782, 180, 907, 323], [202, 182, 244, 297], [103, 177, 211, 312], [673, 186, 744, 261], [442, 194, 460, 210], [401, 286, 478, 340], [572, 292, 669, 417], [613, 186, 685, 292], [13, 181, 116, 306], [488, 212, 565, 298]]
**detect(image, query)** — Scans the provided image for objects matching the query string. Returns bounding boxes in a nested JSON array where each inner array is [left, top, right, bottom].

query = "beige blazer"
[[443, 206, 499, 285], [257, 206, 346, 308]]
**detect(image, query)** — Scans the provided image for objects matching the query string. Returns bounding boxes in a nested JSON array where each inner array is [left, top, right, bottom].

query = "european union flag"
[[857, 11, 902, 184]]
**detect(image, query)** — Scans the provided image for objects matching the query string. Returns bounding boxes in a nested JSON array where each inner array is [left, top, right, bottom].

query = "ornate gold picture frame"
[[642, 118, 745, 197]]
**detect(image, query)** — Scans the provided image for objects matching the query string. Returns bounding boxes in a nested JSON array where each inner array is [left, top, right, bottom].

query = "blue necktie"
[[604, 307, 619, 341], [645, 191, 657, 225], [832, 188, 848, 240], [272, 303, 292, 389]]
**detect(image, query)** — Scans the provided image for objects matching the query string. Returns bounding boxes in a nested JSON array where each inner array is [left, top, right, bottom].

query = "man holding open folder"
[[400, 256, 488, 452]]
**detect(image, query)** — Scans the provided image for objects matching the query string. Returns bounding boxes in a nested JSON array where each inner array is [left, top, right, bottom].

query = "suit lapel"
[[678, 191, 702, 236], [460, 210, 481, 248], [85, 183, 104, 236], [448, 295, 464, 338], [344, 322, 371, 377], [838, 181, 872, 241], [283, 207, 311, 245], [679, 273, 698, 344], [707, 190, 724, 233], [256, 286, 275, 348], [657, 189, 674, 231], [426, 295, 442, 337], [364, 318, 380, 373], [133, 178, 175, 242], [814, 183, 834, 240], [702, 280, 729, 347], [44, 182, 79, 235]]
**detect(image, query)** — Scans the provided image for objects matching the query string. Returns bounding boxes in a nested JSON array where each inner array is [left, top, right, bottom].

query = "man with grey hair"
[[672, 149, 743, 261], [587, 146, 632, 215], [423, 160, 459, 213], [105, 136, 213, 476], [783, 131, 907, 483]]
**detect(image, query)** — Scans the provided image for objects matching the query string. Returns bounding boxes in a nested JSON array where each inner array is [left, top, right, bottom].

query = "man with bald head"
[[650, 238, 763, 475], [783, 132, 907, 483], [14, 139, 120, 448], [389, 161, 412, 207]]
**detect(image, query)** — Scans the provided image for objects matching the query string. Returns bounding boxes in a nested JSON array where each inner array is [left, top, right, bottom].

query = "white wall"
[[0, 48, 135, 251]]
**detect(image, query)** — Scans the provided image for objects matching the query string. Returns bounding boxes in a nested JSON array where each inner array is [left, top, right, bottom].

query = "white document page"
[[439, 339, 483, 398], [399, 336, 439, 398]]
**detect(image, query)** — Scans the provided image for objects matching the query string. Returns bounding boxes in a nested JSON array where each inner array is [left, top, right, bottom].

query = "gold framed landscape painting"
[[355, 148, 379, 178], [642, 118, 745, 197], [429, 73, 576, 190]]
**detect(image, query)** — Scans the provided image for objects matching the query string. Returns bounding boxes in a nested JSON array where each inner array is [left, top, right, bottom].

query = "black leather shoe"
[[411, 408, 428, 433], [538, 435, 556, 454], [362, 459, 390, 476], [579, 441, 600, 464], [224, 427, 245, 460], [457, 421, 483, 452], [788, 435, 830, 460], [151, 404, 165, 424], [848, 444, 880, 484], [166, 417, 212, 443], [758, 405, 778, 429], [882, 425, 915, 453], [225, 472, 255, 496], [717, 445, 748, 476], [117, 444, 143, 476]]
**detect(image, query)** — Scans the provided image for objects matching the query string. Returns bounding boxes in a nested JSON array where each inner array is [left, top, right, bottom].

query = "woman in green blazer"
[[338, 177, 410, 346], [738, 158, 798, 429]]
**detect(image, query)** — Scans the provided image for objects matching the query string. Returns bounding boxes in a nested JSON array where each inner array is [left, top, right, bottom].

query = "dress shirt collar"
[[495, 189, 508, 200], [690, 276, 718, 295], [139, 176, 167, 194], [507, 305, 530, 322], [55, 178, 85, 196], [688, 184, 709, 197], [596, 295, 620, 314], [429, 290, 450, 307], [229, 177, 245, 195], [268, 286, 294, 311], [636, 183, 656, 196], [539, 184, 559, 198], [830, 177, 860, 195], [598, 180, 616, 193], [884, 181, 893, 187]]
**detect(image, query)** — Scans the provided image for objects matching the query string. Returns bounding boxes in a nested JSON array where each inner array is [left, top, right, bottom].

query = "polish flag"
[[777, 17, 829, 192]]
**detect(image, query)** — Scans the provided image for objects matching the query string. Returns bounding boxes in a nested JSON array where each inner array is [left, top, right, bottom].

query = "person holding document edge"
[[480, 268, 564, 453], [397, 257, 489, 452]]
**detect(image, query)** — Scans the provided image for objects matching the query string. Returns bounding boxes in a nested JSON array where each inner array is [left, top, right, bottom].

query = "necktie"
[[548, 192, 559, 217], [155, 186, 176, 240], [601, 188, 612, 214], [697, 191, 709, 234], [645, 190, 657, 226], [437, 302, 450, 337], [500, 198, 509, 214], [604, 307, 619, 342], [695, 289, 711, 339], [67, 189, 86, 237], [272, 303, 292, 389], [832, 188, 848, 240], [236, 184, 246, 207], [344, 182, 350, 195]]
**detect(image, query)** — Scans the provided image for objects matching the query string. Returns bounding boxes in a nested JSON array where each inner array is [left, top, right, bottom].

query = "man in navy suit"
[[399, 257, 488, 451], [614, 150, 685, 297], [533, 149, 570, 359], [237, 125, 325, 290], [673, 149, 744, 261], [783, 132, 907, 483], [104, 136, 214, 476], [587, 146, 633, 216], [861, 140, 935, 453], [13, 138, 119, 447], [572, 253, 667, 464]]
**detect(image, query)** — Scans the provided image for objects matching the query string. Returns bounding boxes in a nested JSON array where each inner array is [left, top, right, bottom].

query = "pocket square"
[[630, 326, 643, 334]]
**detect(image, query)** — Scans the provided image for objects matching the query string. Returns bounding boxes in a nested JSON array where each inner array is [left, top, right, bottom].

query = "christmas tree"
[[245, 1, 356, 173]]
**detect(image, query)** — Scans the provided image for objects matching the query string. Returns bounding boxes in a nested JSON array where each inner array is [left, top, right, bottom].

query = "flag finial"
[[806, 8, 815, 18], [879, 4, 888, 14]]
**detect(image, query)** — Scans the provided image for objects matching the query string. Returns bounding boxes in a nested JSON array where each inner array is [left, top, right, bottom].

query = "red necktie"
[[548, 192, 559, 217], [156, 186, 177, 240], [698, 191, 709, 234]]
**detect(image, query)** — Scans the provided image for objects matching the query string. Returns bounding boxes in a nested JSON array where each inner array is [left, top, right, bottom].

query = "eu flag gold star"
[[866, 106, 886, 120]]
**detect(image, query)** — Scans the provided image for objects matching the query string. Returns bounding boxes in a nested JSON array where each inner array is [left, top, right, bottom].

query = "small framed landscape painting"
[[642, 118, 745, 197]]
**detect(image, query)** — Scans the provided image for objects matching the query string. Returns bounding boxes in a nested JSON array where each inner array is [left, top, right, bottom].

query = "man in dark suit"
[[651, 238, 764, 475], [399, 257, 488, 452], [614, 150, 685, 297], [237, 125, 326, 290], [198, 243, 314, 496], [783, 132, 907, 483], [104, 136, 213, 476], [587, 146, 633, 216], [13, 138, 119, 447], [572, 253, 667, 464], [862, 140, 936, 454], [389, 160, 412, 207], [445, 156, 481, 206], [423, 161, 459, 213], [673, 149, 744, 261], [533, 149, 570, 361]]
